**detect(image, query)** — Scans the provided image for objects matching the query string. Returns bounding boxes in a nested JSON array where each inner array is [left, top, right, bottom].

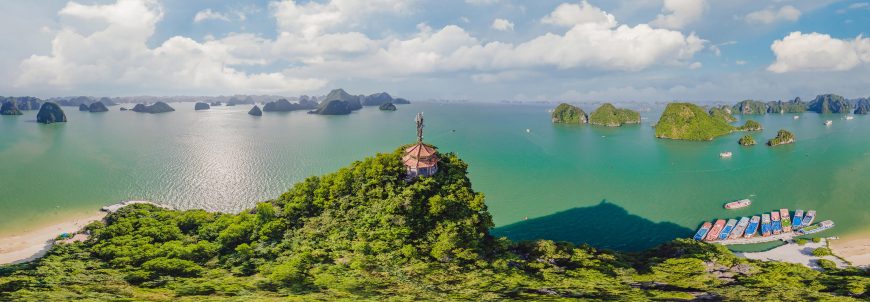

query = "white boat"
[[846, 116, 854, 120], [719, 152, 732, 157], [824, 120, 833, 125], [526, 129, 530, 133], [793, 116, 799, 119]]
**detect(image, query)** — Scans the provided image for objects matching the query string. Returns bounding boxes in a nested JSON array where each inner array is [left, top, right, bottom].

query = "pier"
[[101, 200, 176, 213], [713, 232, 800, 245]]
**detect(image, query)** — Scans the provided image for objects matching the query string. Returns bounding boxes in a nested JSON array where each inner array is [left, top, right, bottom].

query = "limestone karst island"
[[3, 1, 870, 301]]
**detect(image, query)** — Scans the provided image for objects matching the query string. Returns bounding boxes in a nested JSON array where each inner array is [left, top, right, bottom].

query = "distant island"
[[98, 97, 117, 106], [809, 94, 850, 114], [248, 105, 262, 116], [78, 103, 90, 111], [132, 102, 175, 114], [363, 92, 393, 106], [394, 98, 410, 104], [856, 98, 870, 114], [588, 103, 640, 127], [379, 102, 397, 111], [1, 96, 42, 111], [767, 129, 795, 146], [767, 97, 807, 113], [195, 102, 210, 110], [210, 101, 222, 106], [89, 102, 109, 112], [120, 107, 128, 111], [308, 89, 362, 115], [262, 99, 318, 112], [709, 106, 736, 123], [739, 135, 757, 145], [733, 100, 767, 114], [36, 102, 67, 124], [551, 103, 588, 124], [1, 100, 22, 115], [654, 103, 763, 141]]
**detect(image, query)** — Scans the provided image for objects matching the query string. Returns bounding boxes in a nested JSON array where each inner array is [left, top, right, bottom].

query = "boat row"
[[693, 209, 833, 242]]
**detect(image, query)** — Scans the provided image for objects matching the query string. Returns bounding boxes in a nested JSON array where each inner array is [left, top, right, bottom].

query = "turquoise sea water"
[[1, 102, 869, 252]]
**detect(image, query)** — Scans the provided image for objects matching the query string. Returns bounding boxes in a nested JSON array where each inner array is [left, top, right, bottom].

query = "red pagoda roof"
[[405, 143, 436, 158], [403, 143, 439, 168], [403, 154, 439, 168]]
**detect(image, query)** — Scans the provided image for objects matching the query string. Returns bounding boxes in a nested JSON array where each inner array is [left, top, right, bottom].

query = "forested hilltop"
[[4, 146, 870, 301]]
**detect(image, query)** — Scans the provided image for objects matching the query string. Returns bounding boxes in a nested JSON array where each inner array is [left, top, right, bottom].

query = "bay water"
[[1, 102, 868, 252]]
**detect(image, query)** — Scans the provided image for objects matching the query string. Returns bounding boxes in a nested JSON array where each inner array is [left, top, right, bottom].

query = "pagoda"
[[403, 113, 439, 179]]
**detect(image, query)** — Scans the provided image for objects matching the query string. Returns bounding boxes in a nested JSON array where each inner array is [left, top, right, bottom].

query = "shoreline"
[[735, 238, 849, 271], [0, 212, 106, 265], [830, 237, 870, 266]]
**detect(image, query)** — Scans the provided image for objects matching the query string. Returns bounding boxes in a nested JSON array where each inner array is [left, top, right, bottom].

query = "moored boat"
[[720, 152, 732, 157], [780, 209, 792, 233], [724, 199, 751, 209], [694, 222, 712, 241], [772, 211, 783, 234], [706, 220, 727, 241], [825, 120, 833, 125], [744, 216, 760, 238], [719, 219, 738, 240], [802, 210, 816, 226], [846, 116, 854, 120], [761, 214, 772, 236], [730, 217, 750, 239], [796, 220, 835, 235], [793, 210, 804, 229]]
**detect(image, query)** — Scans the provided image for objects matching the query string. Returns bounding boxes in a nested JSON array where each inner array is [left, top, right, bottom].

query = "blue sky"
[[0, 0, 868, 102]]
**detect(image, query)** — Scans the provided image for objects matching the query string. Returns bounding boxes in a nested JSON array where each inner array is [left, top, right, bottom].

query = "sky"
[[0, 0, 868, 103]]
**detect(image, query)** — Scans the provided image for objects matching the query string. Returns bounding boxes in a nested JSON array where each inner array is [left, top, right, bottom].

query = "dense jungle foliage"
[[588, 103, 640, 127], [709, 107, 736, 123], [4, 146, 870, 301], [810, 94, 851, 114], [767, 129, 796, 147], [767, 98, 808, 113], [733, 100, 768, 115], [551, 103, 588, 124]]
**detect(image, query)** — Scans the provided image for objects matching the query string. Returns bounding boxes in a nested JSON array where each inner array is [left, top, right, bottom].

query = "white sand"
[[0, 212, 106, 265], [830, 238, 870, 266], [734, 239, 849, 271]]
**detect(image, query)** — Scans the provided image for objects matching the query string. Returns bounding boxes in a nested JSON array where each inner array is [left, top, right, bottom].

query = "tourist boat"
[[706, 219, 727, 241], [693, 222, 712, 241], [771, 211, 782, 235], [719, 219, 738, 240], [794, 116, 799, 119], [793, 210, 804, 229], [780, 209, 792, 233], [796, 220, 835, 235], [635, 108, 650, 112], [724, 199, 751, 209], [846, 116, 854, 120], [802, 210, 816, 226], [744, 216, 760, 238], [825, 120, 833, 125], [729, 217, 750, 239], [761, 214, 772, 236], [526, 129, 530, 133], [719, 152, 732, 157]]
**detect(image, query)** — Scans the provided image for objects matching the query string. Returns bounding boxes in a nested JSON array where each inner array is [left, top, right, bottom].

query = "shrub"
[[812, 247, 832, 257], [812, 237, 822, 243], [817, 259, 837, 270], [796, 239, 808, 245]]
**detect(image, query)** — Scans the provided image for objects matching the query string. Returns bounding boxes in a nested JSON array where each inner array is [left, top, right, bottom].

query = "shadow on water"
[[491, 201, 694, 252]]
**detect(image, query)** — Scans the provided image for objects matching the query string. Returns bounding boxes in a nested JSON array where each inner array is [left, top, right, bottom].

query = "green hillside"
[[588, 103, 641, 126], [551, 103, 588, 124], [654, 103, 737, 141]]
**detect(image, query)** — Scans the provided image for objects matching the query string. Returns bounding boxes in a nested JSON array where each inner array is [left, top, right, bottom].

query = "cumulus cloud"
[[16, 0, 326, 93], [471, 70, 541, 83], [270, 0, 418, 39], [540, 1, 616, 28], [194, 9, 230, 23], [736, 60, 747, 65], [848, 2, 869, 9], [650, 0, 707, 29], [465, 0, 499, 5], [687, 62, 702, 69], [742, 6, 801, 24], [491, 19, 514, 31], [768, 32, 870, 73]]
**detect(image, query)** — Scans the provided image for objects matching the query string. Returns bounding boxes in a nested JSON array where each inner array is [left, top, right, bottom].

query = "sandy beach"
[[0, 212, 106, 265], [831, 238, 870, 266], [735, 238, 850, 271]]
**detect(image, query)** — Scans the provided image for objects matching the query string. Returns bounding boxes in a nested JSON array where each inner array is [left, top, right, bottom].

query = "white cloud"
[[688, 62, 702, 69], [540, 1, 616, 28], [459, 16, 470, 23], [736, 60, 747, 65], [848, 2, 869, 9], [768, 32, 870, 73], [465, 0, 499, 6], [194, 9, 231, 23], [709, 45, 720, 56], [16, 0, 325, 93], [491, 19, 514, 31], [270, 0, 418, 39], [471, 70, 541, 83], [743, 6, 801, 24], [649, 0, 707, 29]]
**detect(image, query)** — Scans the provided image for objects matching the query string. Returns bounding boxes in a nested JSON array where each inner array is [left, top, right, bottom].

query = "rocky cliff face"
[[37, 102, 67, 124], [809, 94, 850, 114], [551, 103, 588, 124], [853, 98, 869, 114], [738, 135, 756, 146], [379, 102, 397, 111], [733, 100, 767, 114], [79, 103, 90, 111]]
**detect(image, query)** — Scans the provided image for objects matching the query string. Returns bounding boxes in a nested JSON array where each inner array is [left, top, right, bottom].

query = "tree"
[[796, 238, 808, 245]]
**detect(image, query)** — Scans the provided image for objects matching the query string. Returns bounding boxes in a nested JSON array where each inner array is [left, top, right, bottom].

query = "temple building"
[[403, 113, 439, 179]]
